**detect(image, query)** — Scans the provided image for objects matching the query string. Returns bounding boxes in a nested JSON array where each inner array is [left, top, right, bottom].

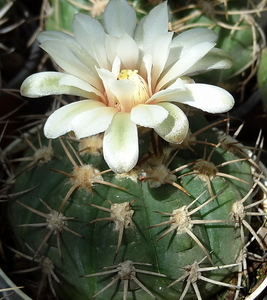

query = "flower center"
[[116, 70, 149, 111]]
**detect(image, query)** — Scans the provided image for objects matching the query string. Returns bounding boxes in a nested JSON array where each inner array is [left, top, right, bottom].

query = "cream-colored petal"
[[44, 100, 105, 138], [105, 35, 118, 66], [154, 103, 189, 144], [166, 28, 218, 69], [38, 32, 100, 87], [111, 56, 121, 77], [103, 0, 136, 37], [151, 32, 173, 89], [130, 104, 168, 127], [108, 79, 136, 112], [38, 31, 98, 70], [59, 74, 104, 100], [40, 40, 100, 88], [142, 53, 152, 95], [38, 31, 75, 43], [171, 28, 218, 49], [179, 83, 235, 113], [136, 2, 169, 51], [103, 112, 138, 173], [72, 13, 109, 68], [21, 72, 90, 98], [184, 48, 233, 75], [155, 83, 234, 113], [96, 68, 117, 107], [133, 17, 145, 48], [157, 41, 216, 90], [71, 107, 117, 139], [147, 78, 185, 103], [106, 33, 139, 70]]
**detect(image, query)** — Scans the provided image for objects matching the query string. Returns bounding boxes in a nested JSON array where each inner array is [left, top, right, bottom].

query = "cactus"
[[9, 115, 262, 299], [4, 0, 267, 300], [8, 115, 260, 300], [169, 0, 266, 92]]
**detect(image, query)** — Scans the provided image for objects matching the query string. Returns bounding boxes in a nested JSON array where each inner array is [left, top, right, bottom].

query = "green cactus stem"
[[8, 114, 257, 300]]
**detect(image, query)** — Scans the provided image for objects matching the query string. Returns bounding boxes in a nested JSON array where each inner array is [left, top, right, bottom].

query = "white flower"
[[21, 0, 234, 173]]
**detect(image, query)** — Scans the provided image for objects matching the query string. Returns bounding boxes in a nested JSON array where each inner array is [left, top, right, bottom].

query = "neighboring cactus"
[[4, 0, 267, 300], [257, 47, 267, 108], [169, 0, 267, 94]]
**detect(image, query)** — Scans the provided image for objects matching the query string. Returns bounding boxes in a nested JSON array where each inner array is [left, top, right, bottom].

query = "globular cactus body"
[[8, 115, 254, 300], [6, 0, 264, 298]]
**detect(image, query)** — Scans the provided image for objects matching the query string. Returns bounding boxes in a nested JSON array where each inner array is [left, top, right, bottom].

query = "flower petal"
[[155, 83, 234, 113], [37, 31, 96, 67], [171, 28, 218, 50], [21, 72, 90, 98], [108, 79, 136, 112], [71, 107, 117, 139], [142, 53, 152, 94], [182, 83, 234, 113], [72, 13, 108, 68], [103, 0, 136, 37], [44, 100, 105, 138], [154, 103, 189, 143], [40, 40, 100, 87], [157, 41, 216, 90], [165, 28, 218, 68], [103, 112, 138, 173], [130, 104, 168, 127], [151, 32, 173, 89], [106, 33, 139, 69], [134, 1, 169, 51], [59, 74, 104, 100], [38, 31, 98, 74], [96, 68, 118, 107], [111, 55, 121, 77], [147, 78, 186, 103], [185, 48, 233, 75], [38, 31, 75, 43]]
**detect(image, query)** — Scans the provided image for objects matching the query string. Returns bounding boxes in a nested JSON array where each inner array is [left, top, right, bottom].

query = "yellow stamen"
[[118, 70, 138, 80]]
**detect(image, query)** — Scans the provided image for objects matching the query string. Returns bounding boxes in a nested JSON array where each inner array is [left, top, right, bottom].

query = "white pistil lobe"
[[116, 69, 150, 111]]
